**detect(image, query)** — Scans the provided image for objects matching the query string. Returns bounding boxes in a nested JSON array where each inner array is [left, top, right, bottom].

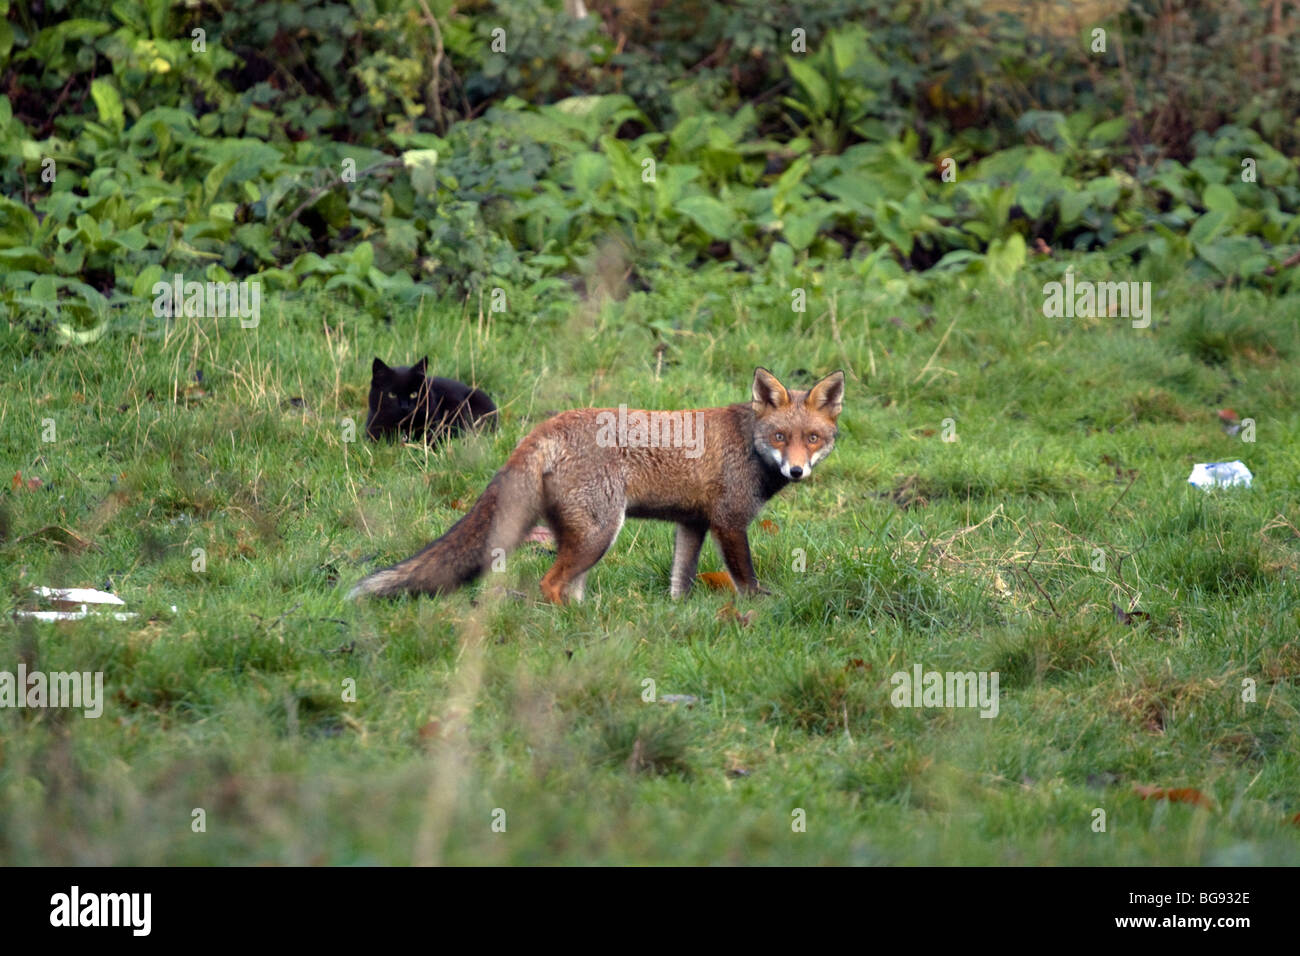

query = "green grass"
[[2, 259, 1299, 864]]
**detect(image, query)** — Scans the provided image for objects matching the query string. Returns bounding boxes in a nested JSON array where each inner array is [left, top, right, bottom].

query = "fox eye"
[[808, 434, 819, 444], [774, 432, 786, 442]]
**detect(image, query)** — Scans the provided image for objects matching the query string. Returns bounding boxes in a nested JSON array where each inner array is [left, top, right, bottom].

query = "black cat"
[[365, 357, 498, 443]]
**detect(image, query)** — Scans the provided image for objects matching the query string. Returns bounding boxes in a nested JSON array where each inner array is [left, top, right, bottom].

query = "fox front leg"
[[712, 525, 768, 595], [670, 522, 708, 599]]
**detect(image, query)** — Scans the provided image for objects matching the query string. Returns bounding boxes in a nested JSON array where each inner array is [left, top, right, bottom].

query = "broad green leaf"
[[1087, 117, 1129, 147], [324, 273, 369, 296], [785, 57, 831, 117], [984, 233, 1026, 284], [1188, 208, 1230, 244], [1085, 176, 1120, 210], [829, 28, 865, 75], [675, 195, 736, 240], [291, 252, 335, 277], [350, 242, 374, 272], [820, 173, 882, 213], [53, 243, 84, 273], [769, 242, 794, 274], [773, 155, 811, 199], [572, 152, 610, 195], [1195, 236, 1266, 277], [203, 159, 236, 204], [931, 249, 982, 273], [0, 196, 39, 238], [600, 135, 642, 194], [55, 321, 110, 345], [402, 149, 439, 195], [783, 208, 825, 251], [132, 264, 165, 299], [145, 0, 169, 37], [1016, 111, 1070, 149], [198, 139, 285, 182], [0, 246, 49, 270], [90, 78, 125, 133], [873, 201, 913, 257], [236, 223, 275, 262], [1201, 183, 1238, 218], [653, 163, 699, 216], [1059, 190, 1090, 226]]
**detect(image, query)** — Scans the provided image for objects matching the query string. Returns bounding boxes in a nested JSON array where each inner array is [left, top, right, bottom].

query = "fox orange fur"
[[349, 367, 844, 603]]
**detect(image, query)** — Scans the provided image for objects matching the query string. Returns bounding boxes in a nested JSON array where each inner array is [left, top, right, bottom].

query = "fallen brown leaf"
[[698, 571, 736, 592], [181, 384, 208, 404], [1133, 784, 1215, 809], [716, 603, 756, 626]]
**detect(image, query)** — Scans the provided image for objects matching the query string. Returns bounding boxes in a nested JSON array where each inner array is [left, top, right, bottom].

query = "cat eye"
[[408, 392, 418, 400]]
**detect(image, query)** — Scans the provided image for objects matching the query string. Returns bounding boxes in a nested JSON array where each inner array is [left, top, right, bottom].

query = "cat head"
[[365, 356, 429, 439]]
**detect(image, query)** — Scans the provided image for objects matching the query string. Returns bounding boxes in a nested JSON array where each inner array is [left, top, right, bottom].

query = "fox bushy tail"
[[348, 460, 542, 599]]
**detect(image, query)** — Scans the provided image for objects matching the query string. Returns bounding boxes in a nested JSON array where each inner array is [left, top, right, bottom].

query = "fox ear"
[[752, 367, 790, 412], [413, 356, 428, 376], [804, 370, 844, 419], [372, 357, 391, 379]]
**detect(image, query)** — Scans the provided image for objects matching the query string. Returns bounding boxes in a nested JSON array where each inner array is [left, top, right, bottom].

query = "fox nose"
[[789, 465, 804, 479]]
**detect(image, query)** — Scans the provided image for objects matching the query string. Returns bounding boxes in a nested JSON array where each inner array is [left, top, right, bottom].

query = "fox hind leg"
[[540, 514, 623, 604], [539, 480, 626, 604]]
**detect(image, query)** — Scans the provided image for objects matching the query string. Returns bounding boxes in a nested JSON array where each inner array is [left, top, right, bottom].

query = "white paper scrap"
[[1188, 461, 1252, 489]]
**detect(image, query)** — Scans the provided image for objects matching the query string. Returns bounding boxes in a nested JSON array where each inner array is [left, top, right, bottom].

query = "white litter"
[[14, 587, 176, 623], [16, 608, 138, 622], [31, 587, 126, 606], [1188, 460, 1253, 489]]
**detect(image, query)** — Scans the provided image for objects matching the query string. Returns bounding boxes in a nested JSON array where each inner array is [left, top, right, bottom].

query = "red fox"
[[348, 367, 844, 603]]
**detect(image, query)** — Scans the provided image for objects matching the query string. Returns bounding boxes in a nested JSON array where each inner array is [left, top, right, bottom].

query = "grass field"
[[3, 256, 1299, 864]]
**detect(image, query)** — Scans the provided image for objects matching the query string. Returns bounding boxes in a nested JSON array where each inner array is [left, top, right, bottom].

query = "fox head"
[[751, 367, 844, 481]]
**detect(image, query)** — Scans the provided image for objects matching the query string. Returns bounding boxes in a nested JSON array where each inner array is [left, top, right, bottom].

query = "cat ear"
[[372, 357, 391, 379], [413, 357, 428, 376]]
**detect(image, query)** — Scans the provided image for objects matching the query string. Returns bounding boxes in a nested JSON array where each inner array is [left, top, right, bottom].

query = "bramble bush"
[[2, 0, 1298, 345]]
